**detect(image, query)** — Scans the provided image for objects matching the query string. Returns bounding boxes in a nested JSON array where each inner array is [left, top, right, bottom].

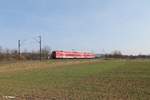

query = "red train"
[[51, 50, 96, 59]]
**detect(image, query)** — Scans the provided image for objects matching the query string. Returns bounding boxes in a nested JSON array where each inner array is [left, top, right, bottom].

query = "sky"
[[0, 0, 150, 55]]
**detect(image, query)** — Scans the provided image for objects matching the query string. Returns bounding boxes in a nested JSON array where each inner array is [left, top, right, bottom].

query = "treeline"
[[0, 46, 51, 61], [103, 50, 150, 59], [0, 47, 150, 61]]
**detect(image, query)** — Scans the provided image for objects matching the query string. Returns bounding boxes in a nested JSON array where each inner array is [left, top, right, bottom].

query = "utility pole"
[[18, 40, 21, 59], [33, 35, 42, 61], [39, 35, 42, 61]]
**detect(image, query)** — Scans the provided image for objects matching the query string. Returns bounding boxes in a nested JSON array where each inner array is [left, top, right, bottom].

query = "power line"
[[18, 35, 42, 61]]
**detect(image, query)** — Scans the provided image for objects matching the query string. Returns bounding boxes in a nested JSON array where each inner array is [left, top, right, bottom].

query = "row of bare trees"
[[103, 50, 150, 59], [0, 47, 150, 61], [0, 46, 51, 61]]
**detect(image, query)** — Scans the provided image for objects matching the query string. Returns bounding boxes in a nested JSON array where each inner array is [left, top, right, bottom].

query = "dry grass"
[[0, 59, 149, 100], [0, 59, 99, 73]]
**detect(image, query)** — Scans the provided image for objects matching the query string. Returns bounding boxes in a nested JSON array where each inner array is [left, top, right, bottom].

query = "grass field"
[[0, 59, 150, 100]]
